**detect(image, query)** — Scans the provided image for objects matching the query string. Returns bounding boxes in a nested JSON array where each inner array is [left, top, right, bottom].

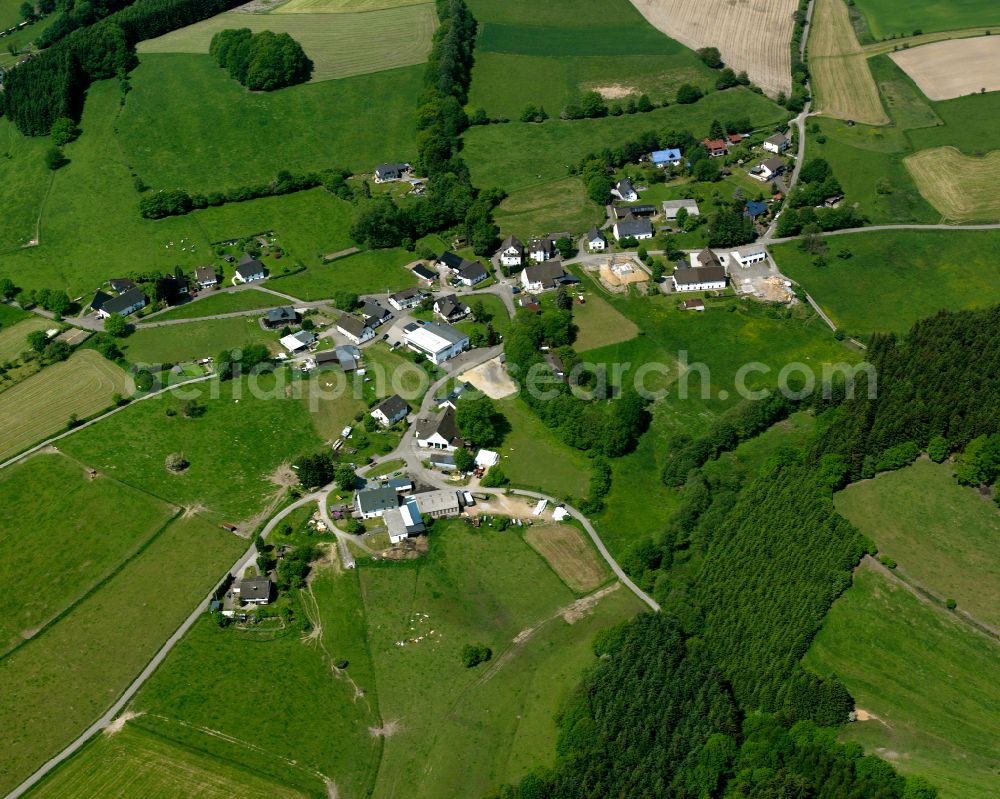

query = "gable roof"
[[765, 133, 789, 145], [457, 260, 488, 281], [374, 394, 408, 420], [195, 265, 216, 283], [101, 287, 146, 315], [437, 251, 464, 270], [375, 162, 409, 179], [662, 199, 700, 213], [528, 237, 557, 256], [586, 227, 606, 242], [237, 577, 272, 601], [435, 294, 466, 319], [614, 215, 653, 238], [336, 313, 369, 338], [412, 263, 436, 281], [745, 200, 768, 218], [90, 290, 113, 311], [674, 264, 727, 285], [266, 306, 297, 324], [235, 253, 265, 279], [415, 406, 463, 447], [361, 300, 390, 320], [522, 259, 566, 286], [390, 287, 424, 303], [704, 138, 727, 150], [761, 157, 785, 172], [500, 235, 524, 254], [615, 178, 636, 195], [109, 278, 136, 292], [697, 247, 723, 268], [356, 486, 399, 514]]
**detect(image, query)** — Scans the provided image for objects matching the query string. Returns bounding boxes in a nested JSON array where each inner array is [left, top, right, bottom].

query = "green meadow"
[[147, 290, 288, 321], [122, 316, 280, 364], [853, 0, 1000, 39], [269, 248, 417, 299], [493, 176, 603, 240], [0, 118, 52, 251], [772, 229, 1000, 337], [805, 566, 1000, 799]]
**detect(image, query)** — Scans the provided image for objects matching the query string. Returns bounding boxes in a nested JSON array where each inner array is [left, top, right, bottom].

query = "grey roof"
[[500, 235, 524, 254], [390, 287, 424, 303], [90, 290, 113, 311], [457, 260, 488, 282], [100, 287, 146, 315], [415, 406, 463, 447], [587, 227, 606, 242], [422, 321, 468, 346], [761, 157, 785, 172], [266, 306, 297, 324], [109, 278, 136, 292], [438, 251, 464, 270], [615, 215, 653, 238], [336, 313, 369, 338], [385, 477, 413, 490], [373, 394, 408, 421], [235, 254, 265, 279], [616, 178, 636, 196], [361, 300, 389, 320], [412, 489, 462, 515], [522, 260, 566, 287], [697, 247, 723, 268], [435, 294, 466, 319], [195, 265, 217, 283], [765, 133, 789, 145], [292, 330, 316, 346], [674, 265, 727, 285], [238, 577, 271, 602], [375, 162, 409, 179], [412, 264, 437, 281], [356, 486, 399, 514], [528, 237, 557, 257], [662, 199, 700, 211]]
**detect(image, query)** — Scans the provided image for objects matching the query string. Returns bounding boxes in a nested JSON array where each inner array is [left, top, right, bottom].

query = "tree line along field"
[[137, 3, 437, 83], [771, 229, 1000, 338], [834, 458, 1000, 630], [805, 565, 1000, 798], [852, 0, 1000, 40], [0, 317, 54, 361]]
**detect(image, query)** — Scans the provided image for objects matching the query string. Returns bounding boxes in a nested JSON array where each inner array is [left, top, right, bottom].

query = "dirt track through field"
[[808, 0, 888, 124], [905, 147, 1000, 222], [628, 0, 796, 96], [891, 37, 1000, 100]]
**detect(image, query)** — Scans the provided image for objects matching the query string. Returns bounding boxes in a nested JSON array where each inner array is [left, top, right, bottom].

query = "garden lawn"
[[496, 398, 592, 498], [128, 567, 381, 797], [0, 513, 244, 798], [123, 316, 279, 364], [465, 293, 511, 336], [59, 374, 324, 521], [805, 565, 1000, 799], [0, 350, 134, 462], [0, 317, 54, 360], [118, 55, 422, 193], [853, 0, 1000, 39], [771, 229, 1000, 337], [295, 374, 368, 441], [268, 249, 417, 300], [147, 290, 288, 322], [0, 453, 176, 657], [363, 520, 643, 797], [493, 177, 604, 241], [835, 458, 1000, 628]]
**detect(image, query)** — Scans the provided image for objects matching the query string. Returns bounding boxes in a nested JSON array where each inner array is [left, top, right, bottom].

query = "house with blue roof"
[[744, 200, 768, 220], [650, 148, 682, 167]]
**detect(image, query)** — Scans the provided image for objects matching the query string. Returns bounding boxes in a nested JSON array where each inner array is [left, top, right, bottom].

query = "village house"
[[404, 321, 469, 364], [233, 254, 266, 284], [650, 148, 682, 167], [520, 260, 566, 293], [611, 178, 638, 202], [703, 138, 727, 157], [95, 286, 147, 319], [388, 287, 427, 311], [412, 489, 463, 518], [436, 251, 465, 272], [415, 406, 464, 451], [612, 214, 654, 241], [280, 329, 317, 353], [498, 235, 525, 268], [455, 259, 489, 287], [528, 236, 558, 262], [384, 496, 425, 544], [195, 265, 217, 289], [751, 157, 786, 182], [361, 300, 391, 328], [744, 200, 768, 220], [354, 486, 399, 519], [371, 394, 409, 427], [727, 133, 744, 147], [434, 294, 469, 322], [586, 227, 607, 251], [264, 306, 298, 329], [374, 162, 411, 183], [317, 344, 362, 372], [763, 133, 791, 154], [336, 313, 375, 345], [234, 576, 272, 606], [661, 199, 700, 221], [672, 247, 728, 292]]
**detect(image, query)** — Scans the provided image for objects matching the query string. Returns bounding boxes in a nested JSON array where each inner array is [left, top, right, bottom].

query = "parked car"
[[381, 333, 389, 340]]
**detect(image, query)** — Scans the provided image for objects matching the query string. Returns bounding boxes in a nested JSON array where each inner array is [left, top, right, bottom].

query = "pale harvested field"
[[905, 147, 1000, 222], [0, 317, 53, 361], [0, 350, 134, 461], [274, 0, 426, 11], [891, 37, 1000, 101], [524, 524, 609, 593], [138, 3, 436, 82], [808, 0, 888, 124], [628, 0, 796, 97]]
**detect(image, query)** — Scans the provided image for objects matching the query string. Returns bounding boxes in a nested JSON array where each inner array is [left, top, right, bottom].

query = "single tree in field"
[[0, 278, 18, 300]]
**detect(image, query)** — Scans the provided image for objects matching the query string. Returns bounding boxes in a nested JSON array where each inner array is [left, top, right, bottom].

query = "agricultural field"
[[629, 0, 797, 96], [835, 458, 1000, 629], [571, 288, 640, 352], [146, 290, 288, 322], [523, 523, 611, 593], [0, 513, 245, 797], [26, 725, 310, 799], [0, 351, 134, 462], [0, 317, 53, 361], [122, 316, 279, 364], [808, 0, 889, 124], [771, 229, 1000, 336], [59, 373, 325, 521], [268, 249, 417, 300], [138, 4, 437, 83], [0, 453, 176, 657], [904, 147, 1000, 222], [805, 565, 1000, 798], [0, 117, 52, 251], [274, 0, 427, 11], [118, 56, 422, 193], [852, 0, 1000, 40], [890, 36, 1000, 100], [492, 177, 604, 242]]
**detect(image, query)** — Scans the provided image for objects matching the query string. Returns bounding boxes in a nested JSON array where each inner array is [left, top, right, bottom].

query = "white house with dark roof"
[[586, 228, 607, 251], [612, 178, 638, 202], [751, 157, 786, 182], [528, 237, 558, 262], [234, 576, 272, 606], [455, 260, 489, 287], [415, 406, 464, 450], [336, 313, 375, 345], [96, 287, 147, 319], [388, 287, 427, 311], [672, 249, 728, 292], [371, 394, 409, 427], [354, 486, 399, 519], [520, 260, 566, 293], [498, 235, 525, 268], [612, 215, 653, 241], [195, 265, 217, 289], [404, 321, 469, 364], [434, 294, 469, 323], [374, 162, 411, 183], [264, 306, 298, 328], [233, 254, 266, 284], [763, 133, 791, 154], [361, 300, 391, 328]]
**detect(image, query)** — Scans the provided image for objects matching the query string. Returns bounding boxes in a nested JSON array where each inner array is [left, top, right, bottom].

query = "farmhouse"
[[361, 300, 391, 328], [703, 138, 727, 157], [455, 260, 489, 286], [234, 577, 272, 606], [751, 158, 785, 182], [650, 148, 682, 167], [415, 406, 464, 450], [374, 162, 411, 183], [498, 235, 525, 267], [662, 199, 700, 220], [434, 294, 469, 322], [763, 133, 791, 153], [412, 489, 462, 518], [612, 178, 638, 201], [388, 287, 426, 311], [354, 486, 399, 519], [412, 263, 437, 284], [264, 306, 298, 328], [280, 329, 317, 353], [520, 260, 566, 292], [195, 266, 217, 288], [586, 227, 607, 251], [233, 254, 266, 284], [528, 237, 558, 262], [336, 313, 375, 345], [384, 496, 425, 544], [96, 287, 147, 319], [404, 321, 469, 364], [371, 394, 409, 427], [612, 215, 654, 241], [672, 251, 728, 292]]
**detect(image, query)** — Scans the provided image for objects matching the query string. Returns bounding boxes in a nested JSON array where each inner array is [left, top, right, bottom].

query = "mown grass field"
[[0, 317, 53, 360], [60, 374, 323, 520], [138, 4, 436, 83], [835, 458, 1000, 628], [122, 316, 279, 364], [269, 248, 417, 299], [361, 520, 643, 797], [853, 0, 1000, 40], [805, 565, 1000, 799], [493, 176, 603, 241], [0, 454, 176, 657], [0, 350, 134, 462], [905, 146, 1000, 221], [274, 0, 427, 11], [0, 513, 244, 797], [27, 725, 309, 799], [0, 117, 52, 251], [496, 398, 593, 498], [524, 523, 610, 593], [572, 288, 639, 352], [147, 289, 288, 322], [772, 229, 1000, 337], [117, 56, 422, 193]]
